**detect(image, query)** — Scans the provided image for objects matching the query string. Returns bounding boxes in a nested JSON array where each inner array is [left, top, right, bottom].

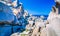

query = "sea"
[[33, 15, 48, 20]]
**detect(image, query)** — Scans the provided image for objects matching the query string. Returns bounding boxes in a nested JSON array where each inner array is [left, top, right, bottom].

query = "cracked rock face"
[[0, 2, 14, 23]]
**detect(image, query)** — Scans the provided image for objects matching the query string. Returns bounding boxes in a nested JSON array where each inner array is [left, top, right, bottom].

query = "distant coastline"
[[32, 15, 48, 20]]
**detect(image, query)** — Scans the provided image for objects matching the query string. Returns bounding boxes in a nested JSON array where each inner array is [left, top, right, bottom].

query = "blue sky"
[[19, 0, 55, 15]]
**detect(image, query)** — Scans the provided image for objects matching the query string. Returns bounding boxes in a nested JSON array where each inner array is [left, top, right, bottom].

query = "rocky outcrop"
[[0, 0, 29, 36]]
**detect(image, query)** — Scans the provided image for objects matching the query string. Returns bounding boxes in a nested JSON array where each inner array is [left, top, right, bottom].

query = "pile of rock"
[[0, 0, 29, 36]]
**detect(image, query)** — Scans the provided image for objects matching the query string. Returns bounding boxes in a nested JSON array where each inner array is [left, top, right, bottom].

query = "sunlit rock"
[[41, 0, 60, 36], [11, 31, 30, 36], [11, 32, 20, 36], [23, 10, 30, 19], [12, 2, 24, 19], [41, 18, 60, 36]]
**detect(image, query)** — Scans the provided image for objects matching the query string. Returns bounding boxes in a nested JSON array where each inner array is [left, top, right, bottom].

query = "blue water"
[[33, 15, 48, 20]]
